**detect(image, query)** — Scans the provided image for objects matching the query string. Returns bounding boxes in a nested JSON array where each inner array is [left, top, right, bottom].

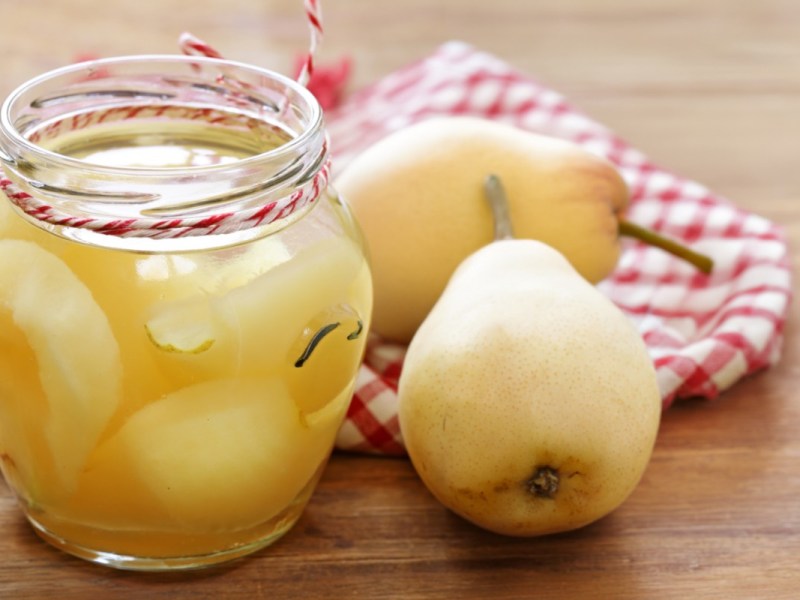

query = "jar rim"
[[0, 55, 331, 250], [0, 54, 324, 178]]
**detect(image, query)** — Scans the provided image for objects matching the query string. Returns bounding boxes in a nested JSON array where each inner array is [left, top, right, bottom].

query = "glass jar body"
[[0, 188, 371, 569], [0, 57, 372, 570]]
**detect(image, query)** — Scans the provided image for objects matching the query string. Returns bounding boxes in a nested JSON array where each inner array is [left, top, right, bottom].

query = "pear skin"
[[335, 116, 629, 343], [397, 237, 662, 537]]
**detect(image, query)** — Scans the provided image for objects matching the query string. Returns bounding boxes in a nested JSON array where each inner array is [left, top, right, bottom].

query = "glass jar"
[[0, 56, 372, 570]]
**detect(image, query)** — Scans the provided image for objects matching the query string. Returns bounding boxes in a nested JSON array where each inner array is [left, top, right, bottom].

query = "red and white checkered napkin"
[[326, 41, 793, 455]]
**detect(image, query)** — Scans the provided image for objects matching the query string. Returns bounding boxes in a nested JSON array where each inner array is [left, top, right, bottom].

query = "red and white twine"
[[0, 153, 330, 239], [178, 0, 323, 88], [1, 0, 327, 239]]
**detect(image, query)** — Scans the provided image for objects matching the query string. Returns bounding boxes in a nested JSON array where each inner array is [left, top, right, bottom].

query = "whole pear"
[[336, 116, 711, 344], [397, 176, 662, 537]]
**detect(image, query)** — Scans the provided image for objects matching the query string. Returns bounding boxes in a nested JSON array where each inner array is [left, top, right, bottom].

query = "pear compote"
[[0, 57, 371, 570]]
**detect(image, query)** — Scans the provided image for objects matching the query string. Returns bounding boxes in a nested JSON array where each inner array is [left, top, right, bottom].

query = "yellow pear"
[[335, 116, 711, 344], [397, 176, 662, 537]]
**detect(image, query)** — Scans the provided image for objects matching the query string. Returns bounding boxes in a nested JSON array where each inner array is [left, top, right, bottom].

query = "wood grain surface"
[[1, 1, 799, 598]]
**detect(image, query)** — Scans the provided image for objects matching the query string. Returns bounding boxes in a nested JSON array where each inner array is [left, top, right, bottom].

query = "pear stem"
[[618, 219, 714, 275], [484, 174, 515, 241], [484, 174, 714, 275]]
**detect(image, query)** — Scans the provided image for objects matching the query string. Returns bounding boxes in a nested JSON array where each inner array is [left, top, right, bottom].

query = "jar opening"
[[0, 56, 329, 250]]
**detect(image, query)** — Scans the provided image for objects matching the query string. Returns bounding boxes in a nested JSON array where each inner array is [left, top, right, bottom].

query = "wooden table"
[[1, 1, 798, 598]]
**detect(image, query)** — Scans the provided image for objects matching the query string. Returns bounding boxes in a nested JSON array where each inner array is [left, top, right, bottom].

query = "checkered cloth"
[[327, 41, 793, 455]]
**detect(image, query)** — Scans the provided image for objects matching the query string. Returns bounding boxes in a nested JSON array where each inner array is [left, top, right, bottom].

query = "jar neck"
[[0, 56, 328, 252]]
